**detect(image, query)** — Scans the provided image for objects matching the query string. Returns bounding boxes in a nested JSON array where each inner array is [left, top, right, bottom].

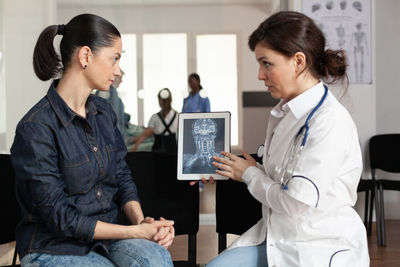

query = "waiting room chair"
[[369, 134, 400, 246], [357, 177, 375, 235], [215, 153, 263, 254], [0, 154, 21, 267], [124, 152, 199, 267]]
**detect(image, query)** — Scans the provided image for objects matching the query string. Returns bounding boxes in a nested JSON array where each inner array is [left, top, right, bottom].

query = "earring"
[[83, 65, 87, 70]]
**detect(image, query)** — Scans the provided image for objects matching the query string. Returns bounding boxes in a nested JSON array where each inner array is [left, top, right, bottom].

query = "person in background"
[[182, 73, 210, 113], [96, 69, 127, 137], [206, 11, 369, 266], [11, 13, 174, 267], [131, 88, 178, 154], [182, 73, 210, 190]]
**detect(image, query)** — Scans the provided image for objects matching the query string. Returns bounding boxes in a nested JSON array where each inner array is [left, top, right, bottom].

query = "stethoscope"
[[257, 85, 328, 190]]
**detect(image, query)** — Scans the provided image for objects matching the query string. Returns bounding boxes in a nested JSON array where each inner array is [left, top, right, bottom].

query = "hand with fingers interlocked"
[[140, 216, 175, 249], [212, 150, 257, 182]]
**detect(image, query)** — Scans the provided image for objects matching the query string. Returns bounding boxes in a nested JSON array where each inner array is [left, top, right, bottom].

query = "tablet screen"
[[177, 112, 230, 180]]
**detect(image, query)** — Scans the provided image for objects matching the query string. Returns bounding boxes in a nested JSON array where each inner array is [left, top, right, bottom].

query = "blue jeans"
[[20, 239, 173, 267], [207, 241, 267, 267]]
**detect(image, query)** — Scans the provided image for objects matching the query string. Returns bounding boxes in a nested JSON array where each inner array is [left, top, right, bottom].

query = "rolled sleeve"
[[76, 216, 97, 242]]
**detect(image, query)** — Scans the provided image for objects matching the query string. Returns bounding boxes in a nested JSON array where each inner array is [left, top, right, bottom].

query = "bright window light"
[[119, 34, 138, 124], [197, 34, 238, 146], [143, 33, 187, 126]]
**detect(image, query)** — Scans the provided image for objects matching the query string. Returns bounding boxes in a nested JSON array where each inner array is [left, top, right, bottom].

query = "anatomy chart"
[[303, 0, 372, 84]]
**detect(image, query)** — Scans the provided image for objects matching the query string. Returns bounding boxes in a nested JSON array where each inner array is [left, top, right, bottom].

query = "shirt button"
[[97, 190, 102, 197], [270, 244, 274, 247], [93, 146, 98, 152]]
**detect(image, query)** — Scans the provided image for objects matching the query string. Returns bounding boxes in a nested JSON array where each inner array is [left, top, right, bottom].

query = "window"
[[142, 33, 187, 125], [120, 33, 239, 146], [197, 34, 238, 145]]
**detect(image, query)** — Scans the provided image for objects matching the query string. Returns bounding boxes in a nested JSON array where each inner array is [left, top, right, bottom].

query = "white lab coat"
[[229, 82, 369, 267]]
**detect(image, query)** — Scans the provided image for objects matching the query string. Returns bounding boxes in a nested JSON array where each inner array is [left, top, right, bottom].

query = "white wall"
[[0, 0, 5, 152], [2, 0, 56, 152]]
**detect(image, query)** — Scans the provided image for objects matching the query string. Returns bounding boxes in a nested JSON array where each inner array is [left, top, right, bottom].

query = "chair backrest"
[[369, 134, 400, 174], [124, 152, 199, 265], [215, 154, 263, 253], [0, 154, 21, 245]]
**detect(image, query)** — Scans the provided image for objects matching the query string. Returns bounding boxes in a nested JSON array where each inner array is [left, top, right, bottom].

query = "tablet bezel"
[[177, 112, 230, 180]]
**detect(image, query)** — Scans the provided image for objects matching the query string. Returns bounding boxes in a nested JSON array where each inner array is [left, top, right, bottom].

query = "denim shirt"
[[11, 80, 140, 258]]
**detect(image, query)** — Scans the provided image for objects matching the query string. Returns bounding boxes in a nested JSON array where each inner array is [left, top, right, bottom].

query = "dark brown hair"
[[188, 73, 203, 90], [33, 14, 121, 81], [248, 11, 347, 85]]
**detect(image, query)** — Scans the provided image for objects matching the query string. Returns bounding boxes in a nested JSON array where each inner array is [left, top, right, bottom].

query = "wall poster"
[[303, 0, 372, 84]]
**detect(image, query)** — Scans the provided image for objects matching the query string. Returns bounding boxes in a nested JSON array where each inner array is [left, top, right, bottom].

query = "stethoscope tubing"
[[296, 85, 329, 147], [280, 85, 329, 189]]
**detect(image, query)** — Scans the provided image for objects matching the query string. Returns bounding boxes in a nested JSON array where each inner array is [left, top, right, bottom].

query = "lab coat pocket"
[[297, 242, 353, 267], [62, 154, 94, 195]]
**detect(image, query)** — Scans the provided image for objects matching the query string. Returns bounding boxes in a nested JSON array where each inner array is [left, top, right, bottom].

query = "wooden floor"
[[169, 220, 400, 266], [367, 220, 400, 266]]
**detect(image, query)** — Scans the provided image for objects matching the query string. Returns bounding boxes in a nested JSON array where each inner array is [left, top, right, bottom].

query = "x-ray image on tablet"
[[177, 112, 230, 180]]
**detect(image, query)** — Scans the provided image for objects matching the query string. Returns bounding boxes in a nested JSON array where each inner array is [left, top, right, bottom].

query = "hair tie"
[[57, 24, 66, 35], [159, 88, 170, 99]]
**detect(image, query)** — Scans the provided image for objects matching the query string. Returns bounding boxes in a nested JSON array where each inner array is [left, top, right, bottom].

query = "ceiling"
[[57, 0, 271, 6]]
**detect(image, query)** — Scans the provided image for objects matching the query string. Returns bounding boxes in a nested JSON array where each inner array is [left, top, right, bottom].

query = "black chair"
[[0, 154, 21, 266], [124, 152, 199, 267], [215, 153, 263, 253], [369, 134, 400, 247], [357, 178, 375, 236]]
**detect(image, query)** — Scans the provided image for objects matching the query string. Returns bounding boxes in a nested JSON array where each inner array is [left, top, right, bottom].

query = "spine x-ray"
[[182, 118, 225, 174]]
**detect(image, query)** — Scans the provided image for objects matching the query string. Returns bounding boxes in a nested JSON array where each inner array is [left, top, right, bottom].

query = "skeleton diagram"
[[350, 23, 368, 83], [336, 24, 346, 49], [183, 118, 222, 173]]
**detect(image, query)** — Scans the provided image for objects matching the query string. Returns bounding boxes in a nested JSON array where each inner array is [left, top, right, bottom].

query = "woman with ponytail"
[[11, 14, 174, 267], [207, 11, 369, 266]]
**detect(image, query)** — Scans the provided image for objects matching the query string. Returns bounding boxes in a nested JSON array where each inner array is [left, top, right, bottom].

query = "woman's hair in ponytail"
[[32, 14, 121, 81], [33, 25, 62, 81], [318, 49, 347, 84], [248, 11, 348, 86]]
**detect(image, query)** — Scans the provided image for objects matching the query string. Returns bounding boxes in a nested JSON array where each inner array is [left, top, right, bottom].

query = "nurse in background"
[[206, 11, 369, 267], [131, 88, 178, 154], [182, 73, 210, 113]]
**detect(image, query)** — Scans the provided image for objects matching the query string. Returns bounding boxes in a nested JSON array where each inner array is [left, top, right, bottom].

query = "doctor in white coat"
[[206, 11, 369, 267]]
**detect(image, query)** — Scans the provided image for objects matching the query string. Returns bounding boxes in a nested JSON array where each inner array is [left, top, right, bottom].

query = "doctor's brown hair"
[[33, 14, 121, 81], [248, 11, 347, 85]]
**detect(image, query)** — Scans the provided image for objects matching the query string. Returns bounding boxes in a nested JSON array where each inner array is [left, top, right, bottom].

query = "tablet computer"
[[177, 112, 230, 180]]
